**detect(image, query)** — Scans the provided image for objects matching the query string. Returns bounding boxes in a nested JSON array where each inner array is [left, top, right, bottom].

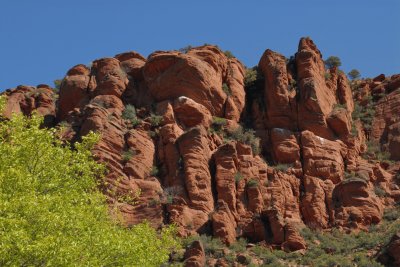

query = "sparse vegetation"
[[184, 235, 225, 256], [122, 104, 141, 126], [364, 141, 392, 162], [226, 126, 261, 155], [161, 186, 181, 205], [178, 45, 193, 53], [150, 114, 163, 127], [246, 179, 259, 188], [234, 171, 244, 184], [210, 116, 227, 133], [224, 50, 235, 59], [333, 103, 347, 110], [229, 238, 248, 253], [122, 149, 135, 163], [222, 83, 231, 96], [352, 98, 375, 132], [244, 67, 258, 86], [150, 165, 159, 176], [272, 163, 292, 172], [53, 79, 63, 91], [288, 79, 297, 91], [172, 205, 400, 266], [374, 185, 387, 197]]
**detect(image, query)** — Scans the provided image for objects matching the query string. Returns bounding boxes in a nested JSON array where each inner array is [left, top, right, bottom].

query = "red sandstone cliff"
[[2, 38, 399, 260]]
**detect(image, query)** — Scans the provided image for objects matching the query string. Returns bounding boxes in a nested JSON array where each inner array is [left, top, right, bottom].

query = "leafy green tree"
[[0, 99, 180, 266], [324, 56, 342, 69], [348, 69, 361, 80]]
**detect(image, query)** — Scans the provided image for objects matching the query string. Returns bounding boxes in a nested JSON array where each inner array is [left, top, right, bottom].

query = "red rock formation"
[[143, 46, 245, 121], [301, 130, 346, 184], [332, 178, 383, 228], [301, 175, 334, 228], [270, 128, 300, 164], [184, 240, 206, 267], [3, 38, 400, 259], [2, 85, 56, 124], [258, 49, 296, 130], [58, 64, 93, 121]]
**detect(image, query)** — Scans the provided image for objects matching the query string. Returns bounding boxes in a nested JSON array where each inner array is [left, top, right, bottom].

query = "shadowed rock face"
[[2, 38, 399, 253]]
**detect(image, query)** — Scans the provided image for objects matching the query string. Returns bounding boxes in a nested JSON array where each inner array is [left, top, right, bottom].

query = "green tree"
[[224, 50, 235, 59], [348, 69, 361, 80], [0, 99, 180, 266], [53, 79, 63, 91], [324, 56, 342, 69]]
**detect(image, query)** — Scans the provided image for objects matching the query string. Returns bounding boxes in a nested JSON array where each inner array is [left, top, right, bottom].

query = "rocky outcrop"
[[355, 75, 400, 160], [296, 38, 337, 139], [378, 232, 400, 267], [258, 49, 296, 130], [2, 85, 56, 125], [332, 178, 383, 228], [301, 130, 346, 184], [2, 37, 400, 260], [301, 175, 334, 229], [184, 240, 206, 267], [143, 46, 245, 121], [58, 64, 93, 121]]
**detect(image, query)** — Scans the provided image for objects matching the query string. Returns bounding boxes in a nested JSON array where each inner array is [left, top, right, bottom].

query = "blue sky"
[[1, 0, 399, 90]]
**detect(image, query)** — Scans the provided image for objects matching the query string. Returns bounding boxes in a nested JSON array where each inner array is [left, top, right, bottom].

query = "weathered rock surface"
[[143, 46, 245, 121], [184, 240, 206, 267], [332, 178, 383, 228], [2, 85, 56, 125], [2, 38, 400, 260], [378, 232, 400, 267], [301, 130, 346, 184]]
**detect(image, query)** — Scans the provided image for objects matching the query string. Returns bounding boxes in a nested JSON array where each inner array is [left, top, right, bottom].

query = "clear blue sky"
[[1, 0, 399, 90]]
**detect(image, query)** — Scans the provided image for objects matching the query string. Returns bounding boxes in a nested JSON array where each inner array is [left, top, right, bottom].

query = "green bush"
[[229, 238, 248, 253], [333, 103, 347, 110], [273, 163, 292, 172], [150, 114, 163, 127], [244, 67, 258, 86], [0, 104, 180, 266], [234, 171, 244, 184], [352, 99, 375, 131], [247, 179, 259, 188], [184, 235, 224, 256], [150, 165, 159, 176], [222, 83, 231, 96], [224, 50, 235, 59], [374, 185, 387, 197], [226, 126, 261, 155], [383, 208, 400, 221], [210, 116, 227, 133], [122, 149, 135, 163], [53, 79, 63, 91], [122, 104, 140, 126]]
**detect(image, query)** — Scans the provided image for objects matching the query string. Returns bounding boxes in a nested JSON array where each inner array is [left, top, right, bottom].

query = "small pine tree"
[[325, 56, 342, 69], [348, 69, 361, 80]]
